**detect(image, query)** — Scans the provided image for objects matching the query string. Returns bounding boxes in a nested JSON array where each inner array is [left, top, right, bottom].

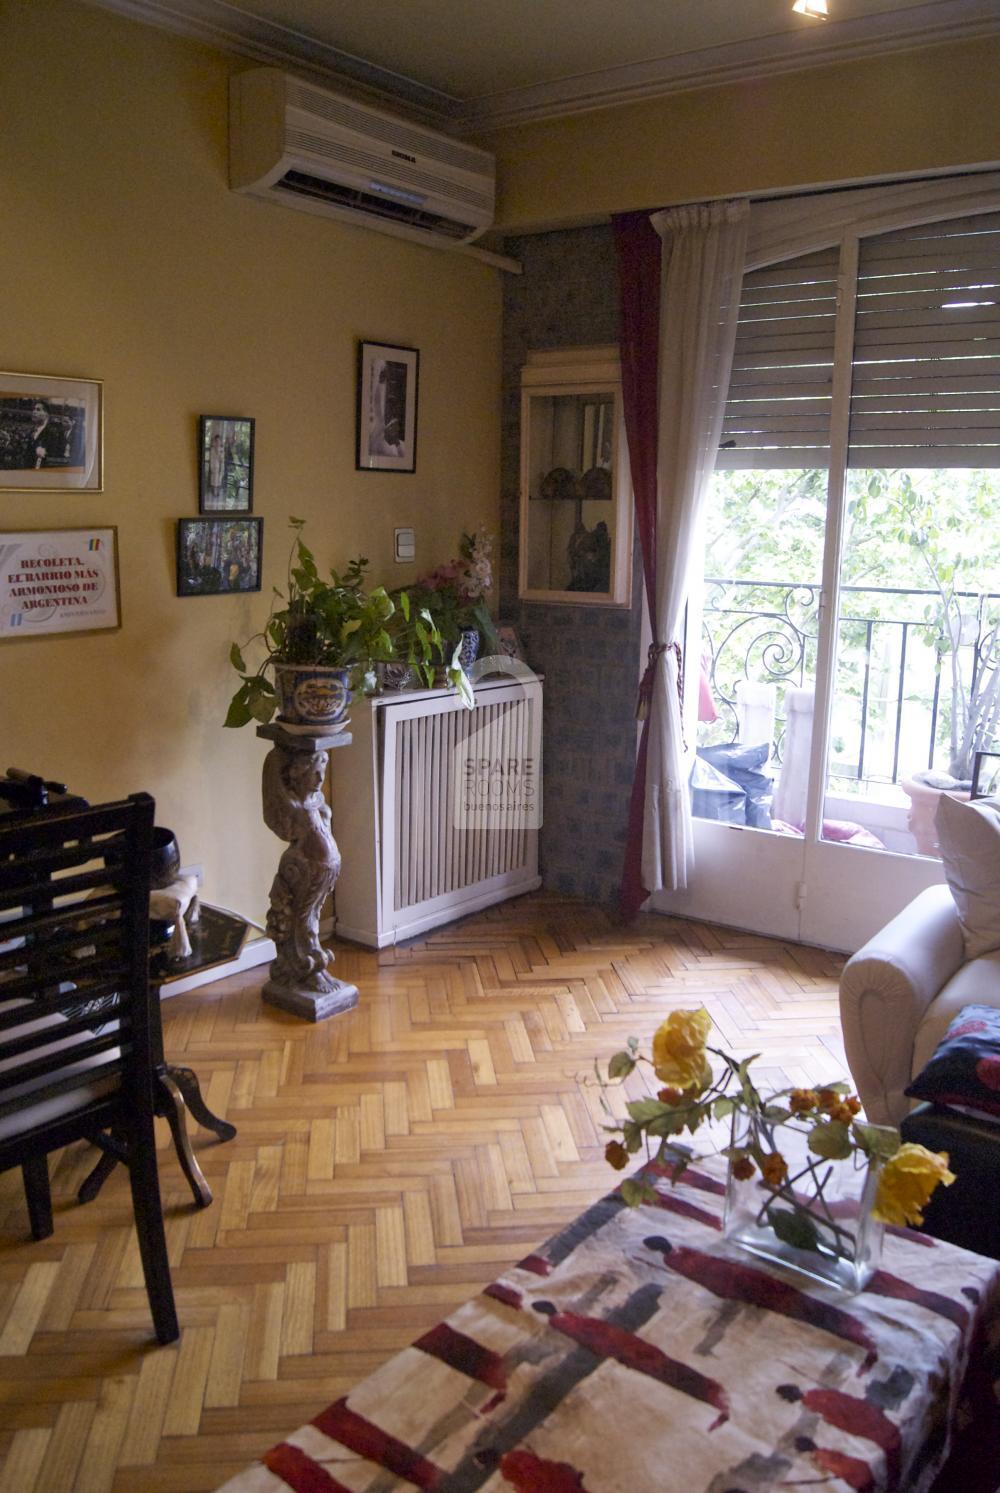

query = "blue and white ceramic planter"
[[457, 628, 480, 671], [273, 664, 352, 731]]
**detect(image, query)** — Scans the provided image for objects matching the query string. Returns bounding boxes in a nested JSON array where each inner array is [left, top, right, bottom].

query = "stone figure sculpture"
[[259, 734, 358, 1020]]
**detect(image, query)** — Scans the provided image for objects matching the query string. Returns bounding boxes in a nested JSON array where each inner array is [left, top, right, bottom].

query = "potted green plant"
[[224, 519, 452, 730], [407, 530, 500, 672], [384, 591, 475, 708]]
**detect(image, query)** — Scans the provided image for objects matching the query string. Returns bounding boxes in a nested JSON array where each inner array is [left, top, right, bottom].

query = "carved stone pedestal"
[[256, 724, 359, 1021]]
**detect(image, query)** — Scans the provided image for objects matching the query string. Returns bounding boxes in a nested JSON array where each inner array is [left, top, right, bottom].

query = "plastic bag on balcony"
[[689, 754, 746, 823], [697, 742, 772, 829]]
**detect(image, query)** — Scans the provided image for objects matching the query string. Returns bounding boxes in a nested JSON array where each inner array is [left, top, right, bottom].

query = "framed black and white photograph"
[[0, 528, 119, 639], [0, 372, 102, 492], [356, 340, 418, 473], [198, 415, 254, 512], [176, 517, 262, 597]]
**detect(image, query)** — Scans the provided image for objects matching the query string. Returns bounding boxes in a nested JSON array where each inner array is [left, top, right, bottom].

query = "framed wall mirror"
[[518, 347, 632, 607]]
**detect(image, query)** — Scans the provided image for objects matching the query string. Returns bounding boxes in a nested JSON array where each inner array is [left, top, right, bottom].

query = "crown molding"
[[82, 0, 1000, 137], [456, 0, 1000, 133], [81, 0, 463, 124]]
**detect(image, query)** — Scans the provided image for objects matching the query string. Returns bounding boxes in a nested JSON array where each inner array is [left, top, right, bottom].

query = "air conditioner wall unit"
[[229, 68, 496, 250]]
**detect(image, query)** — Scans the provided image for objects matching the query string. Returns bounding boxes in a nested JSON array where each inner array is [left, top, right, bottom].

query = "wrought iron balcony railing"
[[700, 578, 1000, 789]]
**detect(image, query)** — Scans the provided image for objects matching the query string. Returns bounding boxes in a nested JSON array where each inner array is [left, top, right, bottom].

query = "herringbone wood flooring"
[[0, 894, 846, 1492]]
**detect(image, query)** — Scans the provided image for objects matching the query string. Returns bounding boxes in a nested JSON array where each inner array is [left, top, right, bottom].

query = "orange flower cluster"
[[760, 1152, 788, 1187], [788, 1087, 862, 1125]]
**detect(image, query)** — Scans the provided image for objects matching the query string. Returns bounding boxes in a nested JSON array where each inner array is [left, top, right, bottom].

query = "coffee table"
[[215, 1156, 1000, 1493]]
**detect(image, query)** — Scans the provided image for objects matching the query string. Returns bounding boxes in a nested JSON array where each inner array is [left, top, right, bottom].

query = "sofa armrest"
[[839, 883, 963, 1126]]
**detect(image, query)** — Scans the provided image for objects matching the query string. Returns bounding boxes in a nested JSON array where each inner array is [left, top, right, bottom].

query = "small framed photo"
[[0, 372, 102, 492], [972, 750, 1000, 799], [198, 415, 254, 512], [0, 528, 119, 639], [356, 341, 418, 473], [177, 517, 262, 597], [496, 623, 526, 662]]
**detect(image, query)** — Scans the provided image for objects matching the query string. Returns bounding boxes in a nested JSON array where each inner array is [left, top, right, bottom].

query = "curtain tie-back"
[[636, 641, 684, 731]]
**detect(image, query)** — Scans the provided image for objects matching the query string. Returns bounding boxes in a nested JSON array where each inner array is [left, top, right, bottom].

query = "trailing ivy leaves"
[[767, 1205, 821, 1253], [619, 1178, 659, 1208], [808, 1119, 853, 1161], [608, 1051, 636, 1080], [852, 1122, 901, 1162]]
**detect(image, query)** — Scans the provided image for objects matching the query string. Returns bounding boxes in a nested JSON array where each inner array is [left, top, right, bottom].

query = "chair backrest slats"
[[4, 892, 123, 943], [0, 1057, 122, 1124], [0, 918, 126, 977], [0, 1008, 121, 1069], [0, 794, 154, 1124], [0, 974, 124, 1020], [0, 1028, 122, 1095], [0, 863, 120, 912]]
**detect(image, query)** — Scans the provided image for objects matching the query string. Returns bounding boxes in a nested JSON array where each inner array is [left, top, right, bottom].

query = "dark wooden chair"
[[0, 792, 179, 1344]]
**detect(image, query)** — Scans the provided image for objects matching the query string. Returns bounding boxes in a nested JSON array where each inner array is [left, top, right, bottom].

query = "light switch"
[[394, 527, 416, 563]]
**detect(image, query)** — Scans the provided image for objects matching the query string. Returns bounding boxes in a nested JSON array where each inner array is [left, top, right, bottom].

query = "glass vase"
[[723, 1113, 883, 1293]]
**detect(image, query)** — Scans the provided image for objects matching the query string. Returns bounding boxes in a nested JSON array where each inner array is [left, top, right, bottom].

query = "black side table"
[[901, 1102, 1000, 1260], [78, 904, 247, 1209]]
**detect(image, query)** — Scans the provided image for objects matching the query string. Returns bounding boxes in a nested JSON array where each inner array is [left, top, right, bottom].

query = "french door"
[[652, 190, 1000, 952]]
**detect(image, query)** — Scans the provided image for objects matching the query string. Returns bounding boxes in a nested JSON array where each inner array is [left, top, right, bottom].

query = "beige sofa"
[[839, 882, 1000, 1126]]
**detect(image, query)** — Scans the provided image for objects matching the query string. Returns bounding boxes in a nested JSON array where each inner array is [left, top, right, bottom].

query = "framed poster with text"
[[0, 528, 120, 640]]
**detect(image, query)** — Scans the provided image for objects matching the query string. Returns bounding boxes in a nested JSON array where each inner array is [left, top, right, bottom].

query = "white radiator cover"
[[328, 677, 542, 947]]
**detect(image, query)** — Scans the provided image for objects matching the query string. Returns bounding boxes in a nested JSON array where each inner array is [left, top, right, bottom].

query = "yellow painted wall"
[[0, 0, 501, 922], [488, 34, 1000, 230]]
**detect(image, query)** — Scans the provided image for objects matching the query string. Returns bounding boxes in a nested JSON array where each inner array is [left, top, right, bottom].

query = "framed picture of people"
[[176, 517, 262, 597], [0, 372, 103, 492], [198, 415, 254, 512], [356, 340, 418, 473]]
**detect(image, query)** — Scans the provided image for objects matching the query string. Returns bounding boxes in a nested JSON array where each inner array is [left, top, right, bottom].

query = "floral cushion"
[[906, 1003, 1000, 1119]]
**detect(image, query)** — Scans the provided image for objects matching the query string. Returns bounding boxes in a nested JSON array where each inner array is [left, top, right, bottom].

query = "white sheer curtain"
[[640, 199, 749, 893]]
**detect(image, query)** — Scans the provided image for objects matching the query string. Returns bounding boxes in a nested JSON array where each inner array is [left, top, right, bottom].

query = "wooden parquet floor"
[[0, 893, 846, 1493]]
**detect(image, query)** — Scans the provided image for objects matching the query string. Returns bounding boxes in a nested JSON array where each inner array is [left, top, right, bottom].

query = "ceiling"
[[90, 0, 1000, 129]]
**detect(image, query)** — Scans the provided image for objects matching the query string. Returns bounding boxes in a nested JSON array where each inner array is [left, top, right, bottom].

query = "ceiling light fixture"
[[793, 0, 829, 16]]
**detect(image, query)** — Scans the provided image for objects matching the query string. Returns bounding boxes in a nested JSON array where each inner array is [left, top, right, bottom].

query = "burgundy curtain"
[[613, 211, 663, 921]]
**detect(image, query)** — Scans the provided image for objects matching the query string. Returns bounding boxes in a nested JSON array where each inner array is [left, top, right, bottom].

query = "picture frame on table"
[[0, 527, 119, 640], [0, 372, 103, 492], [972, 750, 1000, 799], [496, 623, 526, 663], [356, 340, 418, 473], [176, 517, 262, 597], [198, 415, 254, 512]]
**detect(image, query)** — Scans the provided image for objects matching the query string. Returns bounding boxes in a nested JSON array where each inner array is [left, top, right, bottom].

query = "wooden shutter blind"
[[717, 246, 837, 470], [848, 211, 1000, 468]]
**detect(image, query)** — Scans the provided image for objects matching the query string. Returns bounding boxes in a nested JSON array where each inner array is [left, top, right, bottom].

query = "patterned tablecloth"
[[218, 1159, 1000, 1493]]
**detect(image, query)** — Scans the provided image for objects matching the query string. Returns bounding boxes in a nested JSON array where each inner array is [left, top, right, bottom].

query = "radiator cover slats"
[[392, 692, 535, 913], [328, 678, 542, 948]]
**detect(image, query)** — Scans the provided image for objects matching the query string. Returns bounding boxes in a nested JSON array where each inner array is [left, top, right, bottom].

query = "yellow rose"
[[872, 1143, 956, 1228], [651, 1007, 713, 1093]]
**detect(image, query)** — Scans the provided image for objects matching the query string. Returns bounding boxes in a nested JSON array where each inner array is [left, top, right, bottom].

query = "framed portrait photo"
[[356, 341, 418, 473], [198, 415, 254, 512], [0, 372, 102, 492], [176, 517, 262, 597], [0, 528, 119, 640]]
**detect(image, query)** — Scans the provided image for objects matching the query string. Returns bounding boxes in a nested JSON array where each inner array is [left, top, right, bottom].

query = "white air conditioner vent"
[[230, 68, 495, 251], [284, 80, 488, 178]]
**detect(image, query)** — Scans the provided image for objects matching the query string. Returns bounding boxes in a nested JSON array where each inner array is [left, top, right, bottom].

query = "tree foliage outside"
[[699, 466, 1000, 788]]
